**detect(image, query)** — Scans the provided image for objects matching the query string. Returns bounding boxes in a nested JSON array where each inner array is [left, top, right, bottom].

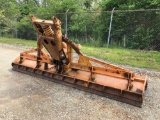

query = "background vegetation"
[[0, 0, 160, 51], [1, 37, 160, 70]]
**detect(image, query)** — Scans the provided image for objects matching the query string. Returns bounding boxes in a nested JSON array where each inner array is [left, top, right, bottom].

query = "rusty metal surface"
[[12, 63, 144, 107], [12, 57, 147, 107], [11, 15, 148, 107]]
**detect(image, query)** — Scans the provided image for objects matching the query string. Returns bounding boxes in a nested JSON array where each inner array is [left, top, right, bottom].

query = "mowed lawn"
[[81, 46, 160, 70], [0, 37, 160, 70]]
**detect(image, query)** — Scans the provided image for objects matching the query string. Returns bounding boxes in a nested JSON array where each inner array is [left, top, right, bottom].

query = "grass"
[[0, 37, 160, 71], [81, 46, 160, 70], [0, 37, 37, 47]]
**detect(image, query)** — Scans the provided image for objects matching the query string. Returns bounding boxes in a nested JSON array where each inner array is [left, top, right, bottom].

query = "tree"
[[99, 0, 160, 50], [0, 10, 15, 37], [17, 17, 37, 40]]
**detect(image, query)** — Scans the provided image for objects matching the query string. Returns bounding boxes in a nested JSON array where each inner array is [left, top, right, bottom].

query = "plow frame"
[[12, 15, 148, 107]]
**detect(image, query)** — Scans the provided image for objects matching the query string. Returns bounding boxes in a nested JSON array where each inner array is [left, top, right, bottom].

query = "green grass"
[[81, 46, 160, 70], [0, 37, 160, 71], [0, 37, 37, 47]]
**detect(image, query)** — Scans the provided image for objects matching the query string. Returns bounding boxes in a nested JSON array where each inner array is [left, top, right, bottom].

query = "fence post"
[[85, 25, 87, 43], [123, 35, 126, 47], [0, 28, 1, 37], [14, 17, 17, 38], [65, 9, 69, 38], [107, 7, 115, 48]]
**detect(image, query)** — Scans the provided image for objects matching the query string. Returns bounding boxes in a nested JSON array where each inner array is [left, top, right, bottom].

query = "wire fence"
[[0, 9, 160, 50]]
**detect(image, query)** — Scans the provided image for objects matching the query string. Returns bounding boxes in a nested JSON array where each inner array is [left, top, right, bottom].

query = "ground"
[[0, 43, 160, 120]]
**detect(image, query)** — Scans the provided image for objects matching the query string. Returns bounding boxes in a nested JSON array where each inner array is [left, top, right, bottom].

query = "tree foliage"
[[99, 0, 160, 50], [0, 0, 160, 50]]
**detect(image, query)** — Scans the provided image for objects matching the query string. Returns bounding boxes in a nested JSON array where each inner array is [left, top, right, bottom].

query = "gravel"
[[0, 43, 160, 120]]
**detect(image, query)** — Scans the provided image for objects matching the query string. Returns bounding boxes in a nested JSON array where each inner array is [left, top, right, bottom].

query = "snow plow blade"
[[12, 15, 147, 107]]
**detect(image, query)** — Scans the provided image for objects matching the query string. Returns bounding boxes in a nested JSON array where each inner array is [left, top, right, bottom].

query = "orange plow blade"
[[12, 15, 147, 107], [12, 50, 147, 107]]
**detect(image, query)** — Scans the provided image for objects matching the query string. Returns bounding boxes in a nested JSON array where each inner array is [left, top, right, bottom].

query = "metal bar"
[[65, 9, 69, 38], [12, 62, 145, 107], [14, 17, 17, 38], [12, 64, 143, 107], [107, 7, 115, 48]]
